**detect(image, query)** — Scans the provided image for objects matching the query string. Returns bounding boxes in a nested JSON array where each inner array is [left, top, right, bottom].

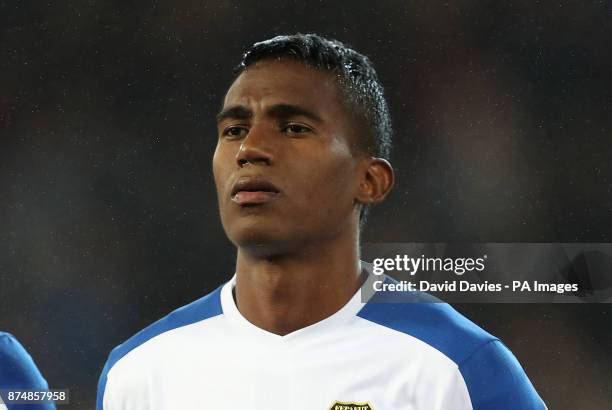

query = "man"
[[0, 332, 56, 410], [97, 33, 546, 409]]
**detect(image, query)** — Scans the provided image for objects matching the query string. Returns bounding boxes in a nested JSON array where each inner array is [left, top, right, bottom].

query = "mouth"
[[230, 177, 281, 206]]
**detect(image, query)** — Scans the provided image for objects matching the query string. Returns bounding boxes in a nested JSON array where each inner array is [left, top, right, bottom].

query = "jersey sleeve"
[[0, 332, 56, 410], [458, 340, 547, 410]]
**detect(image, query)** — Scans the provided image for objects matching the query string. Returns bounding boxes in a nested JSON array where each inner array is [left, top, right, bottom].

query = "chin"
[[226, 222, 293, 257]]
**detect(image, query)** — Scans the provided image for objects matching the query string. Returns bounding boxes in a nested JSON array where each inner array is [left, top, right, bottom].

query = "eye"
[[222, 126, 248, 139], [283, 123, 312, 135]]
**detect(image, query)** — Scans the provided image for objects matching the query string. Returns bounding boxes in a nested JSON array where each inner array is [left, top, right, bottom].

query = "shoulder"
[[0, 332, 49, 390], [357, 284, 497, 366], [96, 285, 224, 410], [357, 287, 546, 409]]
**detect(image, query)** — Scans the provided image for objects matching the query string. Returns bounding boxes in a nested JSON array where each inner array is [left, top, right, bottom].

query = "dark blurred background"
[[1, 1, 611, 409]]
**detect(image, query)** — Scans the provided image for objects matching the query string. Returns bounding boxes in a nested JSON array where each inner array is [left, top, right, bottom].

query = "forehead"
[[222, 59, 343, 114]]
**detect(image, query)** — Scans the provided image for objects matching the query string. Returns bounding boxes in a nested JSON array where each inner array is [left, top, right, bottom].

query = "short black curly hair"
[[234, 33, 393, 226]]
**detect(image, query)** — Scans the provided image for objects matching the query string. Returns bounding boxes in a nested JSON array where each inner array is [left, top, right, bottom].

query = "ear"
[[355, 158, 394, 205]]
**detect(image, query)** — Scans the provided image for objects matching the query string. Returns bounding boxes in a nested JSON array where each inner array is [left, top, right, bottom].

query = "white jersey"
[[97, 275, 545, 410]]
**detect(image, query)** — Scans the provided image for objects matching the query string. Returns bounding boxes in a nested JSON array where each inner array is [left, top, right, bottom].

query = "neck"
[[233, 229, 364, 336]]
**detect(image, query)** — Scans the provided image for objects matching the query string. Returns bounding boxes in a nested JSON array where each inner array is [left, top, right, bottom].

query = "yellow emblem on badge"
[[328, 401, 374, 410]]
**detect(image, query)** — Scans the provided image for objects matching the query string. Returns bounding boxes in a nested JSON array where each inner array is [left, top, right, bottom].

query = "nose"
[[235, 123, 274, 167]]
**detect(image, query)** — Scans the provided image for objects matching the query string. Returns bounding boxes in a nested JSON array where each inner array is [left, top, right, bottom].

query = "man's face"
[[213, 59, 365, 254]]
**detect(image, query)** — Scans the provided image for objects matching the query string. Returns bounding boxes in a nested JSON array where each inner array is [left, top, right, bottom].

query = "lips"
[[231, 177, 280, 205]]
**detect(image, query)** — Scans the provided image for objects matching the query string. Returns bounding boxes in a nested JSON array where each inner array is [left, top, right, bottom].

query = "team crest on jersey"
[[328, 401, 374, 410]]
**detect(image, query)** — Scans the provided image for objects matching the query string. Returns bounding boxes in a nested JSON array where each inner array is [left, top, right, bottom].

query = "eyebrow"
[[216, 105, 252, 123], [216, 103, 323, 124]]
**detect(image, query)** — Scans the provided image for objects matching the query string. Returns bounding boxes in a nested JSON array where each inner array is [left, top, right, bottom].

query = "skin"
[[213, 59, 394, 336]]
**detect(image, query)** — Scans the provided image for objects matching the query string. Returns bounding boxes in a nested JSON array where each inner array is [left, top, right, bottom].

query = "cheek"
[[302, 147, 358, 205], [325, 136, 359, 191], [212, 144, 232, 194]]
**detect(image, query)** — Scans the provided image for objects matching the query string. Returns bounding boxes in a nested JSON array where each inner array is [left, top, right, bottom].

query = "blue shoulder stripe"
[[96, 285, 223, 410], [357, 278, 544, 409], [357, 296, 495, 366]]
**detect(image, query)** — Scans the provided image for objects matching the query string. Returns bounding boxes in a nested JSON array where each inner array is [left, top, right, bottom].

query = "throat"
[[232, 264, 366, 336]]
